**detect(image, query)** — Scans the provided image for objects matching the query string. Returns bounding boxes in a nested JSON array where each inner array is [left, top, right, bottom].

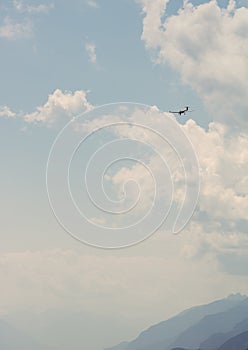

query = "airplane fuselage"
[[169, 106, 189, 115]]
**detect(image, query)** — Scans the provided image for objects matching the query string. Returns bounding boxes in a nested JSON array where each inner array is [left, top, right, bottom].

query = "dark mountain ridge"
[[171, 297, 248, 349], [200, 317, 248, 350], [105, 294, 247, 350], [217, 330, 248, 350]]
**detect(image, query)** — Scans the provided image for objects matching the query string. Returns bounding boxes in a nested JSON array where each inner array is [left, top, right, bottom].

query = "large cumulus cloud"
[[138, 0, 248, 126]]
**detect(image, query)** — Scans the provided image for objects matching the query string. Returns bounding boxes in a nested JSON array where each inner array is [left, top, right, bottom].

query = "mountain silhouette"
[[200, 317, 248, 350], [106, 294, 247, 350], [171, 297, 248, 349], [217, 330, 248, 350]]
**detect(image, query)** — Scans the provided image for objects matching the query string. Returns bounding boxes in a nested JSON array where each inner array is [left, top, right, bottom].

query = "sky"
[[0, 0, 248, 349]]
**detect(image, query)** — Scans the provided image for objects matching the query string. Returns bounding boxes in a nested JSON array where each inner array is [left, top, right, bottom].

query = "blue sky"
[[0, 0, 207, 117], [1, 0, 248, 349]]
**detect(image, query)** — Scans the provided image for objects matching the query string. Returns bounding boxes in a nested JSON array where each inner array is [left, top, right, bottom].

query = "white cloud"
[[0, 105, 16, 118], [18, 97, 248, 257], [85, 108, 247, 237], [73, 105, 200, 236], [0, 247, 247, 318], [4, 95, 247, 266], [0, 2, 54, 40], [85, 42, 97, 64], [178, 222, 248, 277], [86, 0, 99, 8], [24, 89, 93, 125], [182, 227, 248, 257], [0, 16, 33, 40], [135, 0, 248, 269], [138, 0, 170, 49], [139, 0, 248, 126], [13, 1, 54, 14], [26, 3, 54, 14], [184, 120, 248, 225]]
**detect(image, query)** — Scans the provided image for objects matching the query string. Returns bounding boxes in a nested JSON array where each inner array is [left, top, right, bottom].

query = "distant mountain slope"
[[106, 342, 129, 350], [217, 330, 248, 350], [200, 317, 248, 350], [105, 294, 247, 350], [171, 297, 248, 349], [170, 348, 201, 350], [170, 348, 196, 350], [0, 319, 45, 350]]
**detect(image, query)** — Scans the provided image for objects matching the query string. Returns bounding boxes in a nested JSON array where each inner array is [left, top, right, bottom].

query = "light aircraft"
[[169, 106, 192, 116]]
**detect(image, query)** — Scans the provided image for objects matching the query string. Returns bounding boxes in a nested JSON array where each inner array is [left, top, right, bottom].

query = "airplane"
[[169, 106, 192, 116]]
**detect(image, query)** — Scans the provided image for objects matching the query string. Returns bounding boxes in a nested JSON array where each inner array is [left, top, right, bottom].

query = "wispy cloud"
[[85, 41, 97, 64], [0, 105, 16, 118], [0, 16, 32, 40], [13, 0, 54, 14], [86, 0, 99, 9]]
